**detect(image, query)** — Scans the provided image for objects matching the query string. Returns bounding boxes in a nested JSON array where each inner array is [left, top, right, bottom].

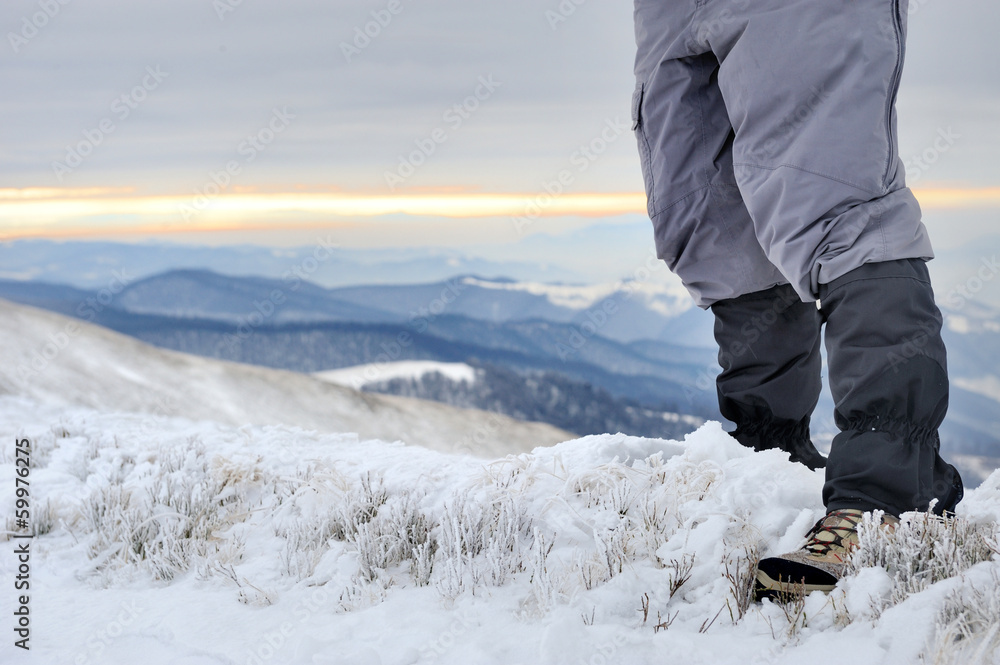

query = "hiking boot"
[[754, 509, 898, 600]]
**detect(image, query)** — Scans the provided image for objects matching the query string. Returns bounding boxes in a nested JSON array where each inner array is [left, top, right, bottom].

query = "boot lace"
[[802, 509, 863, 556]]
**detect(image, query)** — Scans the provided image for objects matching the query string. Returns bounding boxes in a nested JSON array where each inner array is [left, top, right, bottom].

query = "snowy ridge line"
[[458, 276, 692, 316], [2, 404, 999, 664]]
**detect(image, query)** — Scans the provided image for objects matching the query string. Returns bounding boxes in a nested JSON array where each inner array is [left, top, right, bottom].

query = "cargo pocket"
[[632, 82, 655, 214]]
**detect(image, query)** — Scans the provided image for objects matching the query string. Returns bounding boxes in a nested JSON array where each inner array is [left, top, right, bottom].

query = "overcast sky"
[[0, 0, 997, 247]]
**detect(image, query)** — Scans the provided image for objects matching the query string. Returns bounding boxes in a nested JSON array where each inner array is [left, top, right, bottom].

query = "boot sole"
[[753, 568, 836, 601]]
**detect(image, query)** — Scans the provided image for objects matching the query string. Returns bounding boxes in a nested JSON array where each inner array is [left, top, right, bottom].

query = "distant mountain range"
[[2, 266, 999, 478], [0, 237, 591, 290], [2, 230, 996, 308], [0, 271, 719, 439]]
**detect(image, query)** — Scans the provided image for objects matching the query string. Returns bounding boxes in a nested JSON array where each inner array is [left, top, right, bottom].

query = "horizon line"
[[1, 186, 998, 241]]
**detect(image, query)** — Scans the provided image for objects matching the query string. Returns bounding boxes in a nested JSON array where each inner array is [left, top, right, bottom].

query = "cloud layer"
[[1, 0, 996, 241]]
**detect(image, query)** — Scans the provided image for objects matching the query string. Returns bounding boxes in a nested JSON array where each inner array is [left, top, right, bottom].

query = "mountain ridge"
[[0, 298, 572, 458]]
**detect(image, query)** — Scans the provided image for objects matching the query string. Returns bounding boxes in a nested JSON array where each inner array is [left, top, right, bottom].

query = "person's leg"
[[704, 0, 962, 517], [692, 0, 965, 596], [711, 284, 826, 470], [709, 0, 936, 301], [634, 0, 828, 462], [633, 1, 786, 307], [821, 259, 963, 515]]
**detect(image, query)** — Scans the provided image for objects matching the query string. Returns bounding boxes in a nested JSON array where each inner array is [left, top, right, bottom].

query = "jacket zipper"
[[883, 0, 904, 189]]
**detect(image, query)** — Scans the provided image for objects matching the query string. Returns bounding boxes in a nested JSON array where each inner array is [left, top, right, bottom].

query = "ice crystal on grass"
[[924, 569, 1000, 665], [851, 511, 998, 611], [435, 487, 533, 599]]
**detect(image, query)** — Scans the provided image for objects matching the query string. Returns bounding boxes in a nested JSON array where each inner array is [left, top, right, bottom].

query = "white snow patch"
[[460, 277, 692, 316], [315, 361, 478, 389], [2, 299, 999, 664], [462, 277, 622, 309]]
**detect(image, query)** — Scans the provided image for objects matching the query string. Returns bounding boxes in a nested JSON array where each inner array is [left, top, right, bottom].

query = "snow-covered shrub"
[[77, 438, 255, 583], [411, 540, 436, 586], [435, 487, 533, 599], [81, 482, 188, 582], [338, 573, 394, 612], [333, 471, 389, 541], [277, 517, 333, 580], [351, 490, 435, 583], [522, 528, 556, 617], [207, 562, 275, 606], [850, 510, 998, 612], [3, 498, 54, 539], [723, 534, 761, 623], [924, 568, 1000, 665], [594, 521, 634, 578]]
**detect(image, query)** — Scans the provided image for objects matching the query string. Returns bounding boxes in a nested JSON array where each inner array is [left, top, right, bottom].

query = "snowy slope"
[[0, 299, 572, 458], [0, 404, 997, 664]]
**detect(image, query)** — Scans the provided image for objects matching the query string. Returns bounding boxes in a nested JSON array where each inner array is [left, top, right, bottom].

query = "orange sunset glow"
[[1, 186, 997, 241]]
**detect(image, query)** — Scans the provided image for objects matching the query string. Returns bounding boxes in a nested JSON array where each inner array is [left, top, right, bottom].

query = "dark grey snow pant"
[[634, 0, 963, 514]]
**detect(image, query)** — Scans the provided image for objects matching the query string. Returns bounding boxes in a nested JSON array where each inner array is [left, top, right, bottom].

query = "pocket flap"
[[631, 83, 644, 131]]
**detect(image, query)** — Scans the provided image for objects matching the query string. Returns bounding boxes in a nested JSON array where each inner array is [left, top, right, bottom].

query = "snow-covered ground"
[[1, 397, 998, 664]]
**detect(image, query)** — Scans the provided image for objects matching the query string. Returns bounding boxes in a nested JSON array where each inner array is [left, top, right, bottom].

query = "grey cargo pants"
[[634, 0, 964, 514], [633, 0, 933, 306]]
